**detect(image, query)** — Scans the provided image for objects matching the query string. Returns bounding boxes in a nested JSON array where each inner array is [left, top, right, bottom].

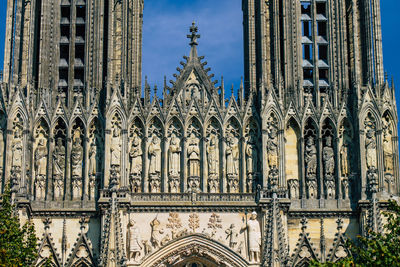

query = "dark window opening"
[[318, 45, 328, 60], [61, 7, 70, 20], [301, 2, 311, 16], [76, 6, 86, 21], [304, 69, 313, 80], [319, 69, 329, 80], [61, 25, 70, 38], [317, 21, 326, 36], [60, 45, 69, 60], [316, 2, 326, 16], [303, 44, 313, 60], [302, 21, 312, 37]]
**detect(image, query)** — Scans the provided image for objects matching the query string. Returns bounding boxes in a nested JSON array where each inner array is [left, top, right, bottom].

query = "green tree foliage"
[[310, 200, 400, 267], [0, 187, 38, 266]]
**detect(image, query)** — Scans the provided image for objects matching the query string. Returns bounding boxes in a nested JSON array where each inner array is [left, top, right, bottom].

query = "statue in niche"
[[187, 133, 200, 177], [323, 136, 335, 179], [148, 136, 161, 176], [383, 129, 394, 176], [340, 129, 351, 178], [34, 139, 47, 200], [168, 134, 181, 177], [129, 134, 142, 192], [110, 127, 121, 168], [130, 134, 143, 176], [11, 129, 23, 172], [225, 224, 239, 249], [267, 127, 279, 169], [305, 136, 317, 180], [241, 212, 261, 263], [226, 133, 239, 176], [71, 135, 83, 199], [207, 135, 219, 193], [127, 220, 142, 262], [150, 217, 164, 249], [246, 135, 258, 175], [365, 129, 377, 169], [89, 142, 97, 178], [53, 138, 65, 199]]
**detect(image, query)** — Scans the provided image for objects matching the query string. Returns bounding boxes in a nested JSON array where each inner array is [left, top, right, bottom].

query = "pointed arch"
[[167, 116, 184, 138], [205, 116, 222, 138], [185, 116, 203, 135], [141, 234, 248, 267], [147, 116, 164, 137], [286, 117, 301, 199]]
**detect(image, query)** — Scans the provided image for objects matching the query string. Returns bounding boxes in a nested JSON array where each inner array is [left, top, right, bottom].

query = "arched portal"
[[140, 234, 249, 267]]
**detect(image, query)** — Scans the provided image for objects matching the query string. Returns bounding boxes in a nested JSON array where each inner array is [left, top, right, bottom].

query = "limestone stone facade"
[[1, 0, 399, 266]]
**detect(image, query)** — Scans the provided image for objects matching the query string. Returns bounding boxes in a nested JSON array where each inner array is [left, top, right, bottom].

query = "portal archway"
[[141, 234, 249, 267]]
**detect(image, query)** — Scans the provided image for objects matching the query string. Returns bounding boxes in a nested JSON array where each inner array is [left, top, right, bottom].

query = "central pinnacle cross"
[[187, 22, 200, 48]]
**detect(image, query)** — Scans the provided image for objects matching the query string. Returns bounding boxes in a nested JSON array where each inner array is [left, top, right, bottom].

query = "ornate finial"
[[300, 217, 308, 232], [187, 21, 200, 47], [79, 217, 89, 232]]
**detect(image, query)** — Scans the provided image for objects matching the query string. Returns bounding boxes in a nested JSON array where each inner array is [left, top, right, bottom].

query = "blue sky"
[[0, 0, 399, 102]]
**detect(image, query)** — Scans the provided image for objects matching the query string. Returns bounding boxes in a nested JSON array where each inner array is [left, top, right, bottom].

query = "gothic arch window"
[[129, 118, 144, 193], [321, 118, 336, 199], [286, 118, 300, 199], [304, 118, 318, 199]]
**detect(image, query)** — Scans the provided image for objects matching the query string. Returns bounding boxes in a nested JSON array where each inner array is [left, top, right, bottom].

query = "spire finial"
[[187, 22, 200, 59]]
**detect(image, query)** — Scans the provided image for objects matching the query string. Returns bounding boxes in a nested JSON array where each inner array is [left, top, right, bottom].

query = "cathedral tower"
[[0, 0, 398, 266]]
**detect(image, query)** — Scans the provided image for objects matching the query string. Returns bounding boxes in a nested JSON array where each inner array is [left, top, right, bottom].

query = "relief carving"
[[207, 135, 219, 193], [127, 220, 142, 262], [365, 114, 377, 170], [150, 217, 164, 249], [225, 224, 239, 249], [71, 130, 83, 199], [35, 138, 47, 200], [168, 134, 181, 192], [187, 133, 200, 191], [226, 133, 239, 193], [323, 136, 335, 199], [129, 133, 142, 192], [241, 212, 261, 263], [149, 136, 161, 193], [53, 138, 65, 199]]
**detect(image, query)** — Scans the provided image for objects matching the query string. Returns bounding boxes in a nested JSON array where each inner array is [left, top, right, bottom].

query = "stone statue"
[[53, 138, 65, 178], [148, 136, 161, 176], [246, 136, 258, 175], [323, 136, 335, 179], [35, 139, 47, 200], [340, 131, 351, 178], [35, 139, 48, 178], [305, 137, 317, 180], [168, 134, 181, 177], [88, 142, 97, 178], [207, 135, 218, 175], [11, 130, 23, 170], [0, 130, 4, 174], [187, 133, 200, 177], [267, 127, 279, 168], [110, 127, 121, 167], [383, 133, 394, 175], [127, 220, 142, 262], [129, 134, 142, 176], [225, 224, 238, 249], [241, 212, 261, 262], [150, 217, 164, 249], [365, 129, 377, 169], [226, 134, 239, 176], [71, 137, 83, 178]]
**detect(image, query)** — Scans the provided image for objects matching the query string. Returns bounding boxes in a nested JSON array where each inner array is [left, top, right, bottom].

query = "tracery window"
[[300, 0, 330, 105]]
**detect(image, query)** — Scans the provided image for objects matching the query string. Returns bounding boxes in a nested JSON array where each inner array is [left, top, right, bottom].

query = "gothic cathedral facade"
[[1, 0, 398, 266]]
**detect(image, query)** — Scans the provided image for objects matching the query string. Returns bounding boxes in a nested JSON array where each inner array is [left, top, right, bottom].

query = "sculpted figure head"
[[251, 211, 257, 220], [307, 136, 314, 146]]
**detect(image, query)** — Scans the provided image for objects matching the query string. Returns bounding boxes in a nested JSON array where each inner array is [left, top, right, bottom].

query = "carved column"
[[65, 135, 72, 200], [83, 137, 90, 200], [182, 135, 188, 192], [143, 136, 149, 193], [201, 136, 207, 192], [221, 135, 226, 193], [162, 136, 168, 192], [240, 136, 246, 193], [376, 129, 385, 193]]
